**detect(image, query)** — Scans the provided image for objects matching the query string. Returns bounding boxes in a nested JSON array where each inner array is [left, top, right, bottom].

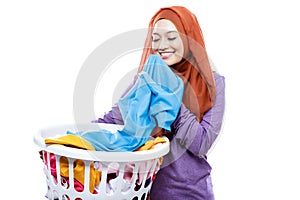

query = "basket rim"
[[34, 123, 170, 162]]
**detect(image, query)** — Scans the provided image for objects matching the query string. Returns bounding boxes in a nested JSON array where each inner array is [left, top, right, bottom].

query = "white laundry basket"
[[34, 124, 170, 200]]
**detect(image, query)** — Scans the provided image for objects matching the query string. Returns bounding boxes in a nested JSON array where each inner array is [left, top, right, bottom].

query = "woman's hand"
[[151, 126, 164, 137]]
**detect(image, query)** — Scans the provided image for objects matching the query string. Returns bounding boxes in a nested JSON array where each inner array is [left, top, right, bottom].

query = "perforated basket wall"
[[34, 124, 170, 200]]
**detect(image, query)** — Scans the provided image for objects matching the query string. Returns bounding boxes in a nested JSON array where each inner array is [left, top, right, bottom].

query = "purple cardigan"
[[95, 72, 225, 200]]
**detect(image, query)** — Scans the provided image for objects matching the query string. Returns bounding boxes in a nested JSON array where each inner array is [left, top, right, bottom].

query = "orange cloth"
[[138, 6, 216, 121]]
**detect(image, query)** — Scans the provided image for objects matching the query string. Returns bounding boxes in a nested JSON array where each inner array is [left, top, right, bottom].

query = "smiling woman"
[[94, 6, 226, 200]]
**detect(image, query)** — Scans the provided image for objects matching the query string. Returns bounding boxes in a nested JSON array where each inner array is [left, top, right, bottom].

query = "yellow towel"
[[45, 134, 95, 150], [136, 137, 166, 151]]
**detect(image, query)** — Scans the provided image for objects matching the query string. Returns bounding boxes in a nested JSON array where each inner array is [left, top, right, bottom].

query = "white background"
[[1, 0, 299, 199]]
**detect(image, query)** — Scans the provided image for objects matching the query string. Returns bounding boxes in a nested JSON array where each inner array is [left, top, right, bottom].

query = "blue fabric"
[[70, 55, 184, 151]]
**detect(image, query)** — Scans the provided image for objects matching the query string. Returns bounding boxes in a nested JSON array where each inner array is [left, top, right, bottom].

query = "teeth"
[[160, 52, 173, 58]]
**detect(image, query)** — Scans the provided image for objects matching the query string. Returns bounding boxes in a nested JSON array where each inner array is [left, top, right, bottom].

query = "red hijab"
[[138, 6, 216, 122]]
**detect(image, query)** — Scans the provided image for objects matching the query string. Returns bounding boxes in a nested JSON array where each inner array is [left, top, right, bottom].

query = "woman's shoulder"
[[213, 72, 225, 84]]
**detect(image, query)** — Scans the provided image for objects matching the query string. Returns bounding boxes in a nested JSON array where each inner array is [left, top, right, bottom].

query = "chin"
[[161, 59, 171, 66], [165, 59, 178, 66]]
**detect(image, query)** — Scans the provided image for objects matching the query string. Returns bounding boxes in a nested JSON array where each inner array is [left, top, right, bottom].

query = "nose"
[[158, 38, 169, 50]]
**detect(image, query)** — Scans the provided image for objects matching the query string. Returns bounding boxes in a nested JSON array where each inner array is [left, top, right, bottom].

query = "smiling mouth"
[[159, 51, 175, 59]]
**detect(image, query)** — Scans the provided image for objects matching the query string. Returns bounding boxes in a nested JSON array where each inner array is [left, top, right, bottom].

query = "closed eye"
[[152, 38, 160, 42], [168, 37, 177, 41]]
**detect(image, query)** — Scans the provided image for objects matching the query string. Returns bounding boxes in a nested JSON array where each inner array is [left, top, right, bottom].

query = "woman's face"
[[152, 19, 184, 66]]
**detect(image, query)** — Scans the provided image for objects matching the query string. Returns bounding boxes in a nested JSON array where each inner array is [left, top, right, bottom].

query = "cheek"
[[172, 39, 184, 57], [173, 40, 184, 57], [174, 48, 184, 61]]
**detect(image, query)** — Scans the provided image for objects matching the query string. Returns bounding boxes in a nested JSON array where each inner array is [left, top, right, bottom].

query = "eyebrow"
[[152, 30, 178, 35]]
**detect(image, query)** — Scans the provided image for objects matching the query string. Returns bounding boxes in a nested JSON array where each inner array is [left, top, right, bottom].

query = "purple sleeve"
[[94, 104, 124, 125], [172, 73, 225, 157]]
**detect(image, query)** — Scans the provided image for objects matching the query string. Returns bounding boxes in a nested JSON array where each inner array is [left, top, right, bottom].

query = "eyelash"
[[152, 37, 177, 42]]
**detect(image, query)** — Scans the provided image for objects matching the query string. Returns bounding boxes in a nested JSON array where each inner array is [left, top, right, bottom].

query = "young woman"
[[96, 6, 225, 200]]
